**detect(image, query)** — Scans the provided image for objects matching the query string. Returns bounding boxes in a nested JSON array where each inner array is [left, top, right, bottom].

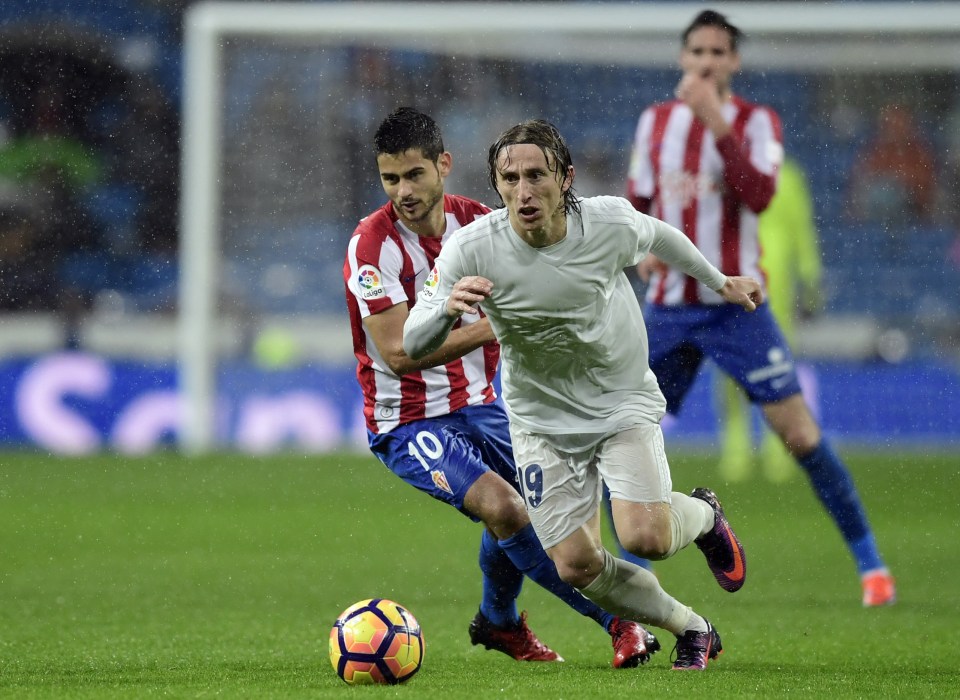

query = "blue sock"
[[499, 524, 615, 632], [478, 529, 523, 628], [797, 439, 885, 573], [602, 487, 654, 571]]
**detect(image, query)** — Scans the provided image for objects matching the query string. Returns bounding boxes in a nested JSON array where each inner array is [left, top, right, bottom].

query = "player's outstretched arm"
[[645, 216, 763, 310], [647, 216, 727, 290], [718, 276, 764, 312]]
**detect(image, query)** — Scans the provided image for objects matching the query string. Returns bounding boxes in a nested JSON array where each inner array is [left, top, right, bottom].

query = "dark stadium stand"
[[0, 1, 956, 361]]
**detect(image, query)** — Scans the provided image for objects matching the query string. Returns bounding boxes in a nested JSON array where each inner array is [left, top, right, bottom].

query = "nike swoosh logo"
[[720, 521, 745, 583], [402, 268, 428, 284]]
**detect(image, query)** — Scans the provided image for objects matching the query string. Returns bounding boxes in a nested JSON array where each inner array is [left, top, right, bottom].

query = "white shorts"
[[509, 424, 673, 550]]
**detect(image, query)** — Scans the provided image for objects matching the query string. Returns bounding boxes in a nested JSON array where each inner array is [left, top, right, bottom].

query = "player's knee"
[[778, 423, 820, 456], [466, 473, 530, 538], [618, 525, 671, 560], [478, 491, 529, 538], [765, 397, 821, 456], [551, 550, 604, 589]]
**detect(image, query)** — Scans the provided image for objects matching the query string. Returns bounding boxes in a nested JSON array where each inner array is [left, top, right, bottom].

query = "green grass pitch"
[[1, 449, 957, 698]]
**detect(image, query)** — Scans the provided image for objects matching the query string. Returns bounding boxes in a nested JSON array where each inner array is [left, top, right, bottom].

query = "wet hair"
[[486, 119, 580, 216], [683, 9, 742, 51], [373, 107, 445, 161]]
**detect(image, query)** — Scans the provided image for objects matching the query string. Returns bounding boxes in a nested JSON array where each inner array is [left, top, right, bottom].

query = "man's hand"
[[718, 276, 764, 311], [636, 254, 669, 283], [676, 71, 729, 138], [445, 276, 493, 317]]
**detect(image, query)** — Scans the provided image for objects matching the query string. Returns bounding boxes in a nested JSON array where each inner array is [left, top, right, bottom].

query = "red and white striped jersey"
[[344, 194, 498, 434], [626, 95, 783, 305]]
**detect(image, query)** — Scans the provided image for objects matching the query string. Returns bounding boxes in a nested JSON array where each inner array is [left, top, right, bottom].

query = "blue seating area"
[[0, 0, 181, 98], [820, 224, 960, 320], [0, 1, 181, 315], [225, 222, 347, 316]]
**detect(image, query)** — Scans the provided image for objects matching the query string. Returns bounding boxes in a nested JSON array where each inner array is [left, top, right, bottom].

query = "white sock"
[[682, 610, 709, 634], [665, 491, 714, 557], [581, 549, 697, 635]]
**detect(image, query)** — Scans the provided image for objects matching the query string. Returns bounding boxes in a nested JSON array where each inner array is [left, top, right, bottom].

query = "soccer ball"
[[329, 598, 424, 685]]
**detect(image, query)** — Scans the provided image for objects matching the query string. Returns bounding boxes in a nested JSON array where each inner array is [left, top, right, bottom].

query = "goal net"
[[179, 1, 960, 451]]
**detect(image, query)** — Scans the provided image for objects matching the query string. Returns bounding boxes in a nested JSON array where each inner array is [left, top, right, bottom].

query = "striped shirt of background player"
[[627, 95, 782, 305]]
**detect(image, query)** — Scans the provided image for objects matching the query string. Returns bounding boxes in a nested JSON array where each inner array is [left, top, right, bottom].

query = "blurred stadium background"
[[0, 0, 958, 454]]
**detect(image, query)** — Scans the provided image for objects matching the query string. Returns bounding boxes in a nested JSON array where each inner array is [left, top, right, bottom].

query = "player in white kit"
[[404, 119, 762, 670], [347, 108, 659, 669]]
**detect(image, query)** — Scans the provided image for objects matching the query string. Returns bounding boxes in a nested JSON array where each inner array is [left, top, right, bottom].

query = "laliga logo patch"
[[421, 266, 440, 300], [357, 265, 385, 300]]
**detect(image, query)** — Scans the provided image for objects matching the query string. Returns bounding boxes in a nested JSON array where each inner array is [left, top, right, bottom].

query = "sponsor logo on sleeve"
[[357, 265, 385, 301], [421, 266, 440, 300]]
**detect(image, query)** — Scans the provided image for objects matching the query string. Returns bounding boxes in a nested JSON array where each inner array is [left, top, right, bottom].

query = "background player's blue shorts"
[[645, 303, 802, 414], [367, 401, 519, 521]]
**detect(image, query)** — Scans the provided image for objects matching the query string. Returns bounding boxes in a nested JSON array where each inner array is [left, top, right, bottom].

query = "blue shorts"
[[645, 303, 802, 414], [367, 402, 519, 522]]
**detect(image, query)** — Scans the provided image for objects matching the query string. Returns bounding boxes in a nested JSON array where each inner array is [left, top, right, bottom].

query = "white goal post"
[[179, 1, 960, 453]]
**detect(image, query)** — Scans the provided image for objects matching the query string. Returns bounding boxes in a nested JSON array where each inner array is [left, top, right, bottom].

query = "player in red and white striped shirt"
[[627, 66, 780, 307], [344, 108, 658, 667], [623, 9, 894, 607], [346, 191, 497, 435]]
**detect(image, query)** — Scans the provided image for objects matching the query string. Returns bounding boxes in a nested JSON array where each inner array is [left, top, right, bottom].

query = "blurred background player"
[[624, 9, 895, 607], [344, 107, 657, 668], [715, 155, 823, 482]]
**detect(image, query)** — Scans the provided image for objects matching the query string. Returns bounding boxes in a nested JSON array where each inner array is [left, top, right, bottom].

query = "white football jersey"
[[404, 196, 726, 450]]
